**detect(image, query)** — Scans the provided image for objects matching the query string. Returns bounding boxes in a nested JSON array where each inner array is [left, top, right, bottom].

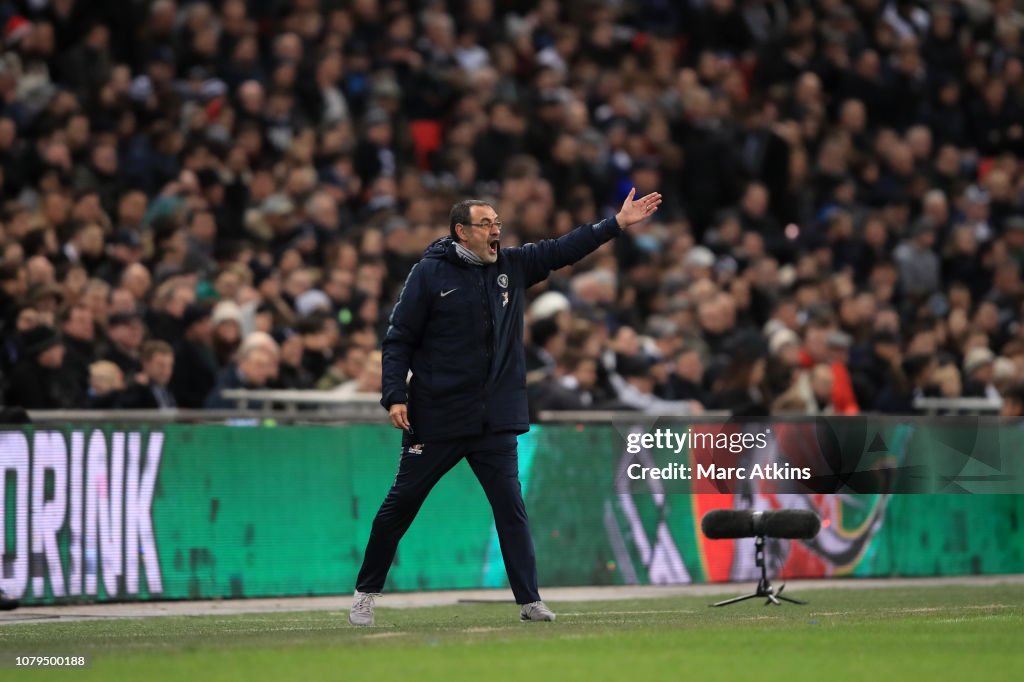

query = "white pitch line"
[[557, 610, 697, 617], [2, 575, 1023, 625]]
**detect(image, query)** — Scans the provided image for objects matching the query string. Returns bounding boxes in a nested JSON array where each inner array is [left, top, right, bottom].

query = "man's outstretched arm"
[[514, 188, 662, 286]]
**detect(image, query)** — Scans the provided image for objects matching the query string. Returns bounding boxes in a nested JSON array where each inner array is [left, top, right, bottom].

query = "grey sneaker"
[[349, 591, 379, 626], [520, 600, 556, 622]]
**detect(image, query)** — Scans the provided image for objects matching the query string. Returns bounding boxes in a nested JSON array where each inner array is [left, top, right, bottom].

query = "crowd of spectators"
[[3, 0, 1024, 416]]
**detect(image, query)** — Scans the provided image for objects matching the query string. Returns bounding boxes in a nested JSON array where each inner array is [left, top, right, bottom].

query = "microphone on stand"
[[701, 509, 822, 607]]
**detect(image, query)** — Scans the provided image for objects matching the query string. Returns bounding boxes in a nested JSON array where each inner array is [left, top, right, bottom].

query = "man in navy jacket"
[[350, 189, 662, 625]]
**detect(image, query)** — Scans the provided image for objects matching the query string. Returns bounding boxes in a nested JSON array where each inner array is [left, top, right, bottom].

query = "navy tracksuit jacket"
[[358, 216, 622, 603], [380, 216, 623, 440]]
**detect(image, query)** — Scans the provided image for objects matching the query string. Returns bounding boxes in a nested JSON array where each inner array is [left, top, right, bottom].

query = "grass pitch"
[[1, 583, 1022, 681]]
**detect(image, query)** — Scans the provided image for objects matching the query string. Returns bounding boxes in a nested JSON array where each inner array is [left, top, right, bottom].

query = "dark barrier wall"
[[1, 422, 1022, 604]]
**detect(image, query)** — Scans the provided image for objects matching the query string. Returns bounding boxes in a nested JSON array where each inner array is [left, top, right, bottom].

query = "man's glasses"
[[466, 221, 502, 229]]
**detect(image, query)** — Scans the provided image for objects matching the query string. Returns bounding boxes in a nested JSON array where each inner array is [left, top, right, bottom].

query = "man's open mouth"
[[489, 240, 499, 255]]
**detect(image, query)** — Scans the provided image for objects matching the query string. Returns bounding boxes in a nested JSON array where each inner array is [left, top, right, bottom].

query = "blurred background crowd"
[[3, 0, 1024, 416]]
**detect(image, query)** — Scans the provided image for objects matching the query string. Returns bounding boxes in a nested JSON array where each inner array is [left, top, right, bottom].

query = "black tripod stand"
[[710, 535, 807, 607]]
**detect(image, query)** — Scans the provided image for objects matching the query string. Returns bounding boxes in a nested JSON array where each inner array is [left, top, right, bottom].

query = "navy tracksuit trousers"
[[355, 431, 541, 604]]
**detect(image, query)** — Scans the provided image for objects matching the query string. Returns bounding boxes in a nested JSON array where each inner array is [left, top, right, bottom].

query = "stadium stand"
[[2, 0, 1024, 417]]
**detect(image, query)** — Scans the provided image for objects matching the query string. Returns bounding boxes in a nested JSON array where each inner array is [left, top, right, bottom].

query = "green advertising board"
[[1, 421, 1022, 605]]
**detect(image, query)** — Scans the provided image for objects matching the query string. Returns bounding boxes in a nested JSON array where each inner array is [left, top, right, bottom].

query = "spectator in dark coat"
[[967, 78, 1023, 156], [272, 328, 316, 390], [660, 344, 709, 405], [692, 0, 754, 56], [93, 229, 145, 286], [474, 102, 526, 182], [921, 79, 968, 148], [850, 331, 902, 411], [875, 353, 936, 414], [0, 263, 27, 336], [117, 340, 177, 409], [60, 303, 98, 394], [2, 305, 36, 381], [102, 311, 145, 378], [170, 304, 219, 408], [4, 326, 84, 409], [527, 353, 602, 420], [524, 316, 563, 381], [354, 109, 398, 186], [146, 279, 196, 345], [707, 332, 769, 416]]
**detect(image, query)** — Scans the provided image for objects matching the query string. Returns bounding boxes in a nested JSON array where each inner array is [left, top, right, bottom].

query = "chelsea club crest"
[[497, 274, 508, 288]]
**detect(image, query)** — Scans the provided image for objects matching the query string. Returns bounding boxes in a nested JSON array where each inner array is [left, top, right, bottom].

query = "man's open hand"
[[615, 187, 662, 229], [389, 403, 410, 430]]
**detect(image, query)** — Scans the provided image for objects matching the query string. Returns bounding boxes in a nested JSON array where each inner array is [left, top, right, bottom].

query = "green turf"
[[1, 584, 1022, 681]]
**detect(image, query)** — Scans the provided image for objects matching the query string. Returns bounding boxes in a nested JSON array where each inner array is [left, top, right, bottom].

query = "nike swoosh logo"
[[440, 289, 457, 297]]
